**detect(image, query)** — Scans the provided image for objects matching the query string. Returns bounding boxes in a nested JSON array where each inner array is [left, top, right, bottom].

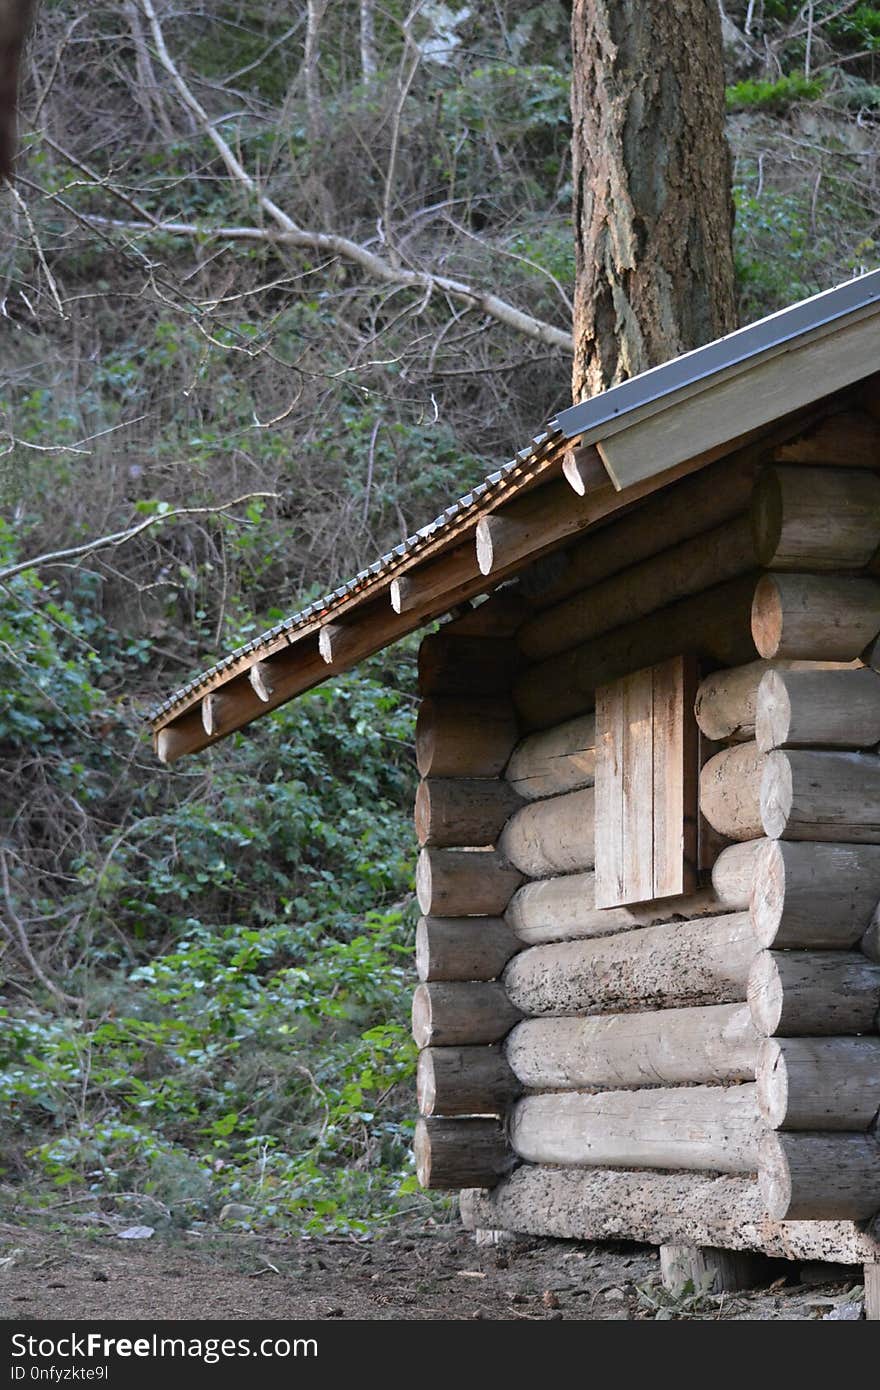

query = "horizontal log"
[[756, 1036, 880, 1131], [504, 714, 596, 800], [520, 451, 758, 611], [514, 574, 759, 730], [694, 659, 854, 743], [751, 464, 880, 570], [772, 410, 880, 468], [415, 1117, 514, 1189], [747, 949, 880, 1036], [475, 476, 616, 577], [759, 1131, 880, 1221], [416, 1046, 521, 1117], [413, 778, 521, 848], [751, 573, 880, 661], [503, 912, 758, 1016], [517, 514, 754, 662], [415, 696, 519, 779], [710, 838, 765, 907], [417, 633, 518, 697], [498, 787, 594, 878], [756, 666, 880, 752], [699, 742, 767, 842], [411, 981, 522, 1049], [761, 748, 880, 842], [460, 1165, 880, 1264], [509, 1085, 762, 1174], [416, 847, 523, 917], [442, 593, 530, 638], [505, 1003, 758, 1089], [505, 870, 729, 947], [750, 839, 880, 949], [415, 916, 520, 982]]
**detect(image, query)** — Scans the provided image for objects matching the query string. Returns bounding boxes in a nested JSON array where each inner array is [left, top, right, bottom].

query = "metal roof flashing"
[[554, 268, 880, 441]]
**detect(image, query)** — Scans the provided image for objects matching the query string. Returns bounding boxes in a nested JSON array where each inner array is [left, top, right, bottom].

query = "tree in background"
[[571, 0, 738, 399]]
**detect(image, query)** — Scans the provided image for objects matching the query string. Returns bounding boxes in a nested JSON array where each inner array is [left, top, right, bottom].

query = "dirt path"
[[0, 1216, 867, 1321]]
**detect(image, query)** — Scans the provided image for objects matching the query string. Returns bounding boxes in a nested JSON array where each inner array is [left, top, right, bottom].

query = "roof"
[[151, 268, 880, 763]]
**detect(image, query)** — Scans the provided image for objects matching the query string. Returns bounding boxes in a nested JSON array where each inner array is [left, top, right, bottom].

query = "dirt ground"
[[0, 1211, 868, 1321]]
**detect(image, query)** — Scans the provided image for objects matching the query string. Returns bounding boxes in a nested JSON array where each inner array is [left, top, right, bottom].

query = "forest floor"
[[0, 1213, 867, 1322]]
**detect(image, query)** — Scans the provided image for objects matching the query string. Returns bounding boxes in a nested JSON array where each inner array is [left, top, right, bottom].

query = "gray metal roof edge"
[[554, 268, 880, 440]]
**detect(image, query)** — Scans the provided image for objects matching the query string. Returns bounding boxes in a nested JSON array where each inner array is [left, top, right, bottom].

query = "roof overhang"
[[151, 269, 880, 763]]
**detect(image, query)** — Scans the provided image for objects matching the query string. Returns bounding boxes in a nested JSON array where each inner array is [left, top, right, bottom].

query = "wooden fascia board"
[[597, 305, 880, 489]]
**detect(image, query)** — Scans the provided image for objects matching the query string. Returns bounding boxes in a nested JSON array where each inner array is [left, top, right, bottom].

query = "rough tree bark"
[[0, 0, 35, 177], [571, 0, 737, 401]]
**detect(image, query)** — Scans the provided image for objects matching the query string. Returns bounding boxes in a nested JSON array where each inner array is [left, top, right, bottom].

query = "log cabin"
[[151, 271, 880, 1315]]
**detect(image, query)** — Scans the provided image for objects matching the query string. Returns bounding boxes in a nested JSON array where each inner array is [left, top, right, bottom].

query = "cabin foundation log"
[[755, 1036, 880, 1130], [459, 1166, 880, 1264], [747, 949, 880, 1036], [750, 839, 880, 949], [505, 1003, 758, 1090], [503, 913, 758, 1016], [759, 1131, 880, 1221], [416, 1046, 521, 1117]]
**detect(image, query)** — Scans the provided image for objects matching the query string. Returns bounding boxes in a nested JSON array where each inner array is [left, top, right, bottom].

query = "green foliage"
[[0, 533, 430, 1234], [726, 74, 826, 112]]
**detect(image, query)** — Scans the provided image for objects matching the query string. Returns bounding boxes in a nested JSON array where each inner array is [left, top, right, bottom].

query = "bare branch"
[[134, 0, 571, 352], [0, 492, 279, 584]]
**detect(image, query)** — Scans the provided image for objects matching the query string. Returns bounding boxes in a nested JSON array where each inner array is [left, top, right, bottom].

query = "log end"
[[475, 517, 495, 576], [754, 669, 792, 753], [411, 982, 433, 1049], [759, 750, 792, 840], [749, 838, 786, 948], [747, 950, 783, 1037], [318, 626, 334, 665], [415, 848, 432, 915], [758, 1131, 793, 1221], [750, 468, 783, 569], [414, 781, 431, 847], [755, 1037, 787, 1129], [751, 575, 783, 660], [414, 917, 430, 982], [389, 576, 410, 615], [416, 1049, 437, 1115]]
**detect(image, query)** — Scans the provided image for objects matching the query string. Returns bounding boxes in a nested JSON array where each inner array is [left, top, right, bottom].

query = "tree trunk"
[[570, 0, 736, 401]]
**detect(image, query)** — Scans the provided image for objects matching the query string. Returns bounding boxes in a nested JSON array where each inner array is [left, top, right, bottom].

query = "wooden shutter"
[[594, 655, 698, 909]]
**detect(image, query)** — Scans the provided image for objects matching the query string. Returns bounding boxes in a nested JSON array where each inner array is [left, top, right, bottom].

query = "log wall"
[[409, 409, 880, 1281]]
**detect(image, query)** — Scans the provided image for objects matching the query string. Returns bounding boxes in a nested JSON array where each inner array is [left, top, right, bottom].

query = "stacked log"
[[411, 625, 524, 1188]]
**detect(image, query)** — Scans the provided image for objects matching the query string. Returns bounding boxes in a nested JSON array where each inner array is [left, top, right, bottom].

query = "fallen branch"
[[127, 0, 571, 353]]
